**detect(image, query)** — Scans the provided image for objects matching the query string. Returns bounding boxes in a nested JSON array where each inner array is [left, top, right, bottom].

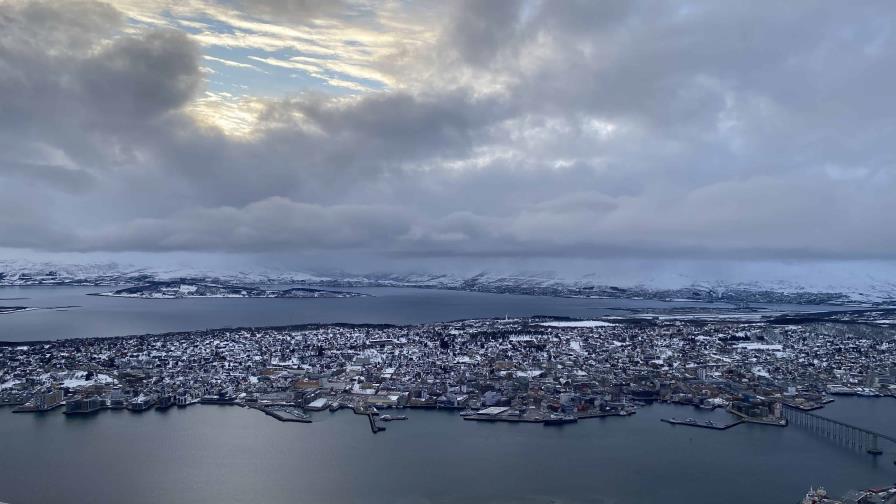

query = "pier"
[[368, 413, 385, 433], [247, 404, 311, 423], [462, 413, 542, 423], [783, 406, 895, 455], [661, 417, 743, 430], [11, 402, 65, 413]]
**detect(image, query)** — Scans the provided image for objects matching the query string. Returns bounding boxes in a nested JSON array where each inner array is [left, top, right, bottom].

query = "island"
[[3, 309, 894, 423], [91, 281, 368, 299], [0, 306, 33, 315]]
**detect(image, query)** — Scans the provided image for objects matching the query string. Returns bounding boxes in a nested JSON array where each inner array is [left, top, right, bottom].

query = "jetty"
[[368, 413, 385, 433], [252, 405, 311, 423], [661, 417, 743, 430]]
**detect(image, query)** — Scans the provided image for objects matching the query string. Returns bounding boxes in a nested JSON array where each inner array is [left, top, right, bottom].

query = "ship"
[[379, 414, 408, 421], [544, 414, 578, 426]]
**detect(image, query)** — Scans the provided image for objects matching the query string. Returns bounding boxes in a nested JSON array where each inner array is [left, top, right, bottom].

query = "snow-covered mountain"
[[0, 260, 324, 286], [2, 259, 895, 305]]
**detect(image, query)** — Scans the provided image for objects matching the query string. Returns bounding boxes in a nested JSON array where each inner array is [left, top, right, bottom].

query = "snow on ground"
[[1, 379, 23, 390], [39, 371, 114, 388], [735, 343, 784, 351], [634, 313, 769, 321], [539, 320, 617, 327], [752, 366, 771, 378]]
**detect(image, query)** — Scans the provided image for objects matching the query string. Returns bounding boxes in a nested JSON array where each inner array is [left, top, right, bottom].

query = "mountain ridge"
[[1, 259, 894, 305]]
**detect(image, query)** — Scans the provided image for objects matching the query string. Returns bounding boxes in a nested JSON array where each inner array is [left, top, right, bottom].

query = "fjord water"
[[1, 397, 894, 504], [0, 285, 845, 342]]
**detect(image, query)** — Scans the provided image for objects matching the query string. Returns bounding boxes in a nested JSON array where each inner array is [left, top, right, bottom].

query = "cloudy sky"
[[1, 0, 895, 275]]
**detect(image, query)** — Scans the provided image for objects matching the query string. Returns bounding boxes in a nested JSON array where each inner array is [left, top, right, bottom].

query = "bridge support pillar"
[[868, 435, 883, 455]]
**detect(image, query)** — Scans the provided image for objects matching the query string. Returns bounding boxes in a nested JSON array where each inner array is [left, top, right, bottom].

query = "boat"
[[544, 414, 578, 426], [199, 393, 235, 405], [802, 487, 828, 504], [459, 409, 476, 417]]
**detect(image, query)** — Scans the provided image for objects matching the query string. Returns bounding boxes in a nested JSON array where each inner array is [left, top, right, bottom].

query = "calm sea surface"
[[0, 398, 894, 504], [0, 285, 849, 342]]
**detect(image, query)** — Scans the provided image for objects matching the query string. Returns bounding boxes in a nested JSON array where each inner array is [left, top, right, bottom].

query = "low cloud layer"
[[1, 0, 895, 266]]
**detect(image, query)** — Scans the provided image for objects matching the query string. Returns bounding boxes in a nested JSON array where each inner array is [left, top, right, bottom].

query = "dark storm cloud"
[[442, 0, 526, 67], [77, 29, 202, 121], [1, 0, 895, 263]]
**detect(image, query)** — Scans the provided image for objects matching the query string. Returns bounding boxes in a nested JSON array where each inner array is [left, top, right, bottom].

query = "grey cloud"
[[1, 0, 896, 266], [131, 89, 515, 210], [233, 0, 363, 23], [77, 29, 202, 122], [77, 197, 413, 253], [442, 0, 525, 67], [0, 1, 204, 174], [0, 161, 96, 193]]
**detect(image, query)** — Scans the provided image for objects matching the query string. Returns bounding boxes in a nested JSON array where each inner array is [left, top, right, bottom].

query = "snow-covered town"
[[2, 314, 894, 426]]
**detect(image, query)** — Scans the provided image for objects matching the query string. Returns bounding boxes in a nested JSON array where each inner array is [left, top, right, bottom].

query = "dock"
[[378, 414, 407, 421], [368, 413, 385, 433], [576, 410, 635, 420], [661, 417, 743, 430], [12, 402, 65, 413], [462, 414, 542, 423], [252, 405, 311, 423], [462, 408, 636, 424]]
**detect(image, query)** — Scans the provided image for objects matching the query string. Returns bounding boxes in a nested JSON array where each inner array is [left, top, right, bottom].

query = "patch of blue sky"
[[124, 11, 377, 97], [202, 48, 359, 96]]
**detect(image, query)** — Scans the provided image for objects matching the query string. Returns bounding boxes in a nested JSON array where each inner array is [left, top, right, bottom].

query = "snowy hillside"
[[2, 259, 895, 305]]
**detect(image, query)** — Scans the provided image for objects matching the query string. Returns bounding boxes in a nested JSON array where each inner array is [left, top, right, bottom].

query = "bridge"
[[783, 406, 895, 455]]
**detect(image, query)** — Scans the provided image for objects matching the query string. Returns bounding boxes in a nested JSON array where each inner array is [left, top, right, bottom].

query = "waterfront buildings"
[[1, 314, 893, 425]]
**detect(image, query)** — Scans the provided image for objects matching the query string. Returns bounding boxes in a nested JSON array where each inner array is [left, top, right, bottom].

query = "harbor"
[[3, 397, 894, 504]]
